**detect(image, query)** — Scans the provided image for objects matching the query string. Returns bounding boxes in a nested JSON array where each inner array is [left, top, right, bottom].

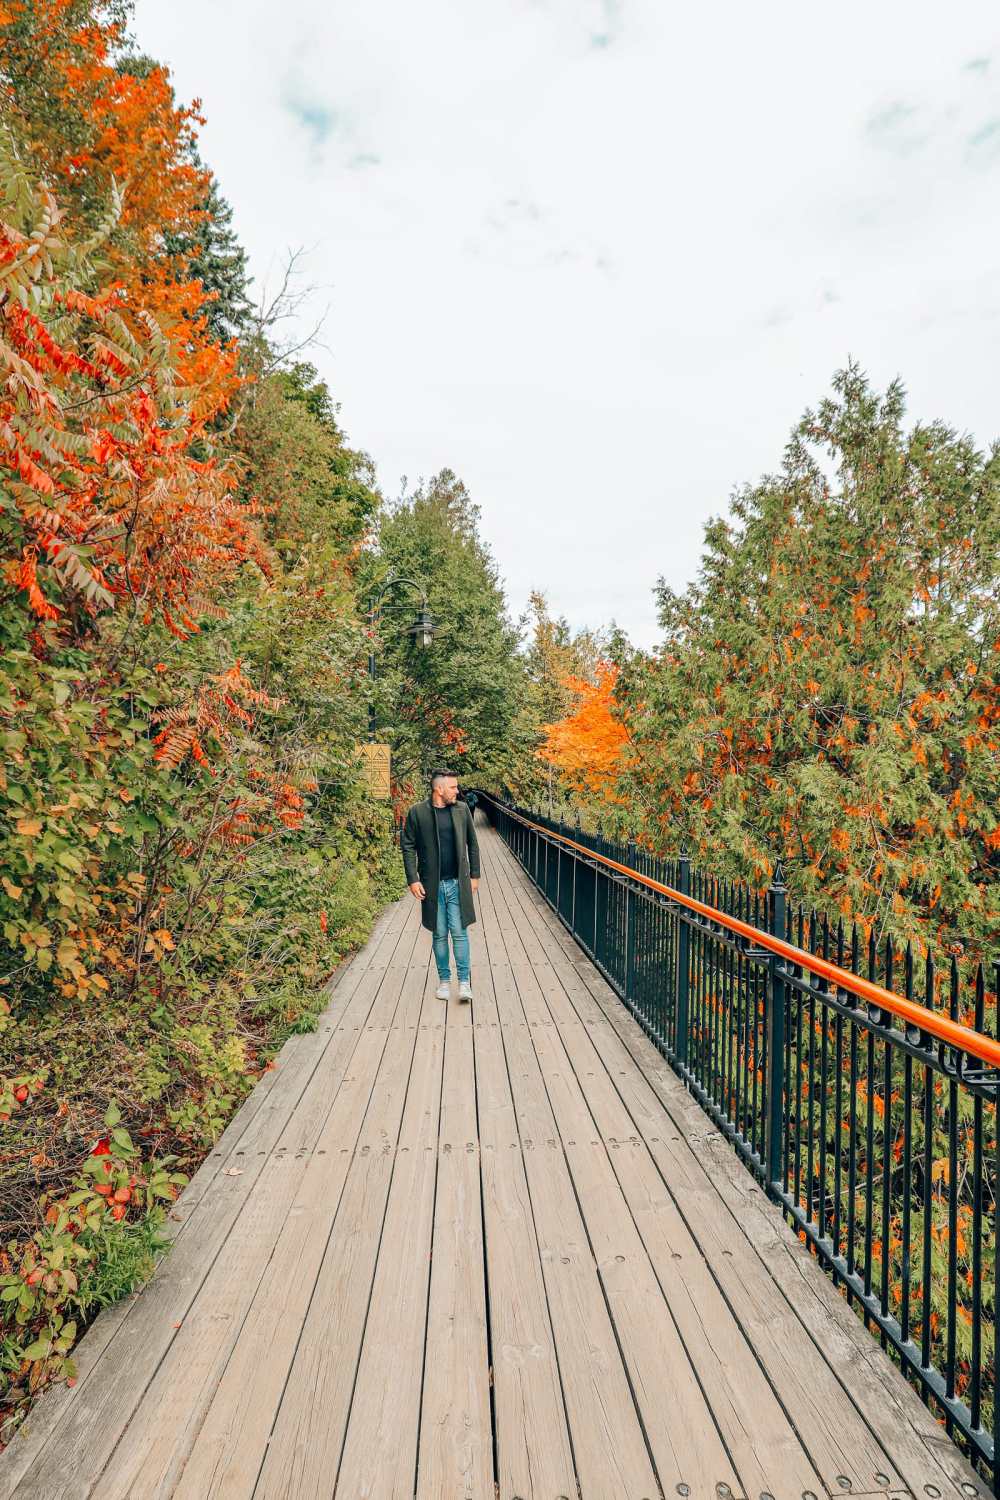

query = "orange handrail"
[[499, 804, 1000, 1072]]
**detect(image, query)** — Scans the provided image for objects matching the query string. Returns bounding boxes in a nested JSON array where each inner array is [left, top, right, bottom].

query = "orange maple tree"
[[537, 661, 630, 801]]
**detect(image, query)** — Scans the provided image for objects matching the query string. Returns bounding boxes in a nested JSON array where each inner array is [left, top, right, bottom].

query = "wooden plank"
[[491, 874, 894, 1495], [330, 972, 446, 1499], [166, 892, 417, 1234], [355, 889, 419, 970], [479, 868, 660, 1500], [506, 955, 743, 1500], [467, 907, 577, 1500], [491, 852, 878, 1492], [3, 903, 414, 1499], [173, 953, 431, 1499], [600, 1016, 983, 1500], [95, 923, 423, 1498], [491, 833, 984, 1500], [251, 959, 437, 1498], [0, 912, 422, 1500], [519, 966, 828, 1495], [416, 982, 493, 1500]]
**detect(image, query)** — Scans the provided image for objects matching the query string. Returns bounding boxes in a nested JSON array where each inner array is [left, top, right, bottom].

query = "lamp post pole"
[[366, 575, 435, 743]]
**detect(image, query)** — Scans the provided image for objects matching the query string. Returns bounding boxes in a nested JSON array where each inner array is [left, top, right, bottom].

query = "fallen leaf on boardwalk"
[[224, 1167, 243, 1176]]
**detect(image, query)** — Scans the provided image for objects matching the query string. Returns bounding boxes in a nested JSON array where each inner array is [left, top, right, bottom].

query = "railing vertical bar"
[[946, 956, 960, 1404], [900, 944, 914, 1353], [920, 949, 935, 1371], [847, 924, 860, 1288], [765, 871, 787, 1190], [881, 942, 895, 1329], [833, 920, 845, 1264], [751, 889, 762, 1162], [863, 931, 877, 1307], [675, 855, 691, 1069], [734, 891, 745, 1141], [793, 906, 805, 1214], [970, 963, 985, 1431], [806, 909, 818, 1227], [707, 876, 716, 1104], [724, 887, 735, 1128], [819, 916, 830, 1241]]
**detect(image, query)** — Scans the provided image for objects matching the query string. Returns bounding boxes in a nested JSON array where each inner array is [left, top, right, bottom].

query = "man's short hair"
[[430, 768, 457, 787]]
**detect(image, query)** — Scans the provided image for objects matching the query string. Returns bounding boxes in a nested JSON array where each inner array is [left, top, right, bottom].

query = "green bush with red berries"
[[0, 1103, 185, 1406]]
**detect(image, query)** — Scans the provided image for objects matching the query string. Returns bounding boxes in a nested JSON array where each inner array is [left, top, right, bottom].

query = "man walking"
[[401, 769, 480, 1001]]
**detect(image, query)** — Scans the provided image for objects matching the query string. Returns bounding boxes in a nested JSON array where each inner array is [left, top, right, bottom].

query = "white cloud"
[[135, 0, 1000, 647]]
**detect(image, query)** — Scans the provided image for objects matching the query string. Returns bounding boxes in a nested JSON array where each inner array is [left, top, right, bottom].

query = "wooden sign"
[[357, 742, 391, 800]]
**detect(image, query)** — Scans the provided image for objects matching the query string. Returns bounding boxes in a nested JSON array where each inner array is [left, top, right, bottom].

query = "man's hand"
[[409, 881, 425, 900], [471, 878, 479, 894]]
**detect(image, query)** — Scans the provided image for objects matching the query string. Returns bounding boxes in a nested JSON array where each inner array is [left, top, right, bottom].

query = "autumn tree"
[[0, 61, 395, 1427], [0, 0, 244, 439], [517, 592, 617, 812], [521, 590, 604, 724], [538, 660, 630, 807], [616, 365, 1000, 951]]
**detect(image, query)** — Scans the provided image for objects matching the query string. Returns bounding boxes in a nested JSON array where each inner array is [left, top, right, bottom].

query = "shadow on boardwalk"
[[0, 826, 984, 1499]]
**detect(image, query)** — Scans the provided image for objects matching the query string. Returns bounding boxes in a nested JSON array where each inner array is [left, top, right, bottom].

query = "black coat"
[[401, 798, 480, 932]]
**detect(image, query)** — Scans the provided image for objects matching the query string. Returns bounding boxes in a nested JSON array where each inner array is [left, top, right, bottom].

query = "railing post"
[[625, 838, 637, 1001], [674, 850, 691, 1068], [557, 817, 564, 914], [765, 863, 788, 1192]]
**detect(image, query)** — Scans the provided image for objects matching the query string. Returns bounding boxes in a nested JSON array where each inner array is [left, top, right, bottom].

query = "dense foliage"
[[533, 369, 1000, 1441], [360, 469, 535, 805], [0, 0, 529, 1440], [538, 368, 1000, 956]]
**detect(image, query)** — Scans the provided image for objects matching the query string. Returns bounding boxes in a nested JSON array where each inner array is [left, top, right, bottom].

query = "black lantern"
[[406, 603, 435, 650]]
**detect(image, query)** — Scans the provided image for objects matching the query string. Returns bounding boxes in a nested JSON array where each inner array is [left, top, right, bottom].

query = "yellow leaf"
[[1, 877, 22, 900], [152, 928, 175, 951], [15, 818, 42, 837]]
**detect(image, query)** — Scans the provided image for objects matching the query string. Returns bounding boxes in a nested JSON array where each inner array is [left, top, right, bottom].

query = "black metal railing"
[[483, 795, 1000, 1490]]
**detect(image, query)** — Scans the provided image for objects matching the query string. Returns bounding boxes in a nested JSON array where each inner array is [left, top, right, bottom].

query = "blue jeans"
[[434, 878, 470, 982]]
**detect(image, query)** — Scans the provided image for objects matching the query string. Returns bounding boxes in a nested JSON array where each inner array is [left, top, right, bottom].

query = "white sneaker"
[[458, 980, 473, 1002], [436, 981, 450, 1001]]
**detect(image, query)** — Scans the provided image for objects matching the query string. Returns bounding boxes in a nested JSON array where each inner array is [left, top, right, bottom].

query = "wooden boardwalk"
[[0, 825, 985, 1500]]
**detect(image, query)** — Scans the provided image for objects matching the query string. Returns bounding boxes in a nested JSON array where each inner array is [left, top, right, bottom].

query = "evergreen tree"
[[235, 361, 380, 551], [616, 365, 1000, 951], [162, 173, 253, 341], [363, 470, 533, 796]]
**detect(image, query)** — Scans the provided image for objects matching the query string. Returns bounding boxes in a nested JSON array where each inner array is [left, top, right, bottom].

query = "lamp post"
[[367, 575, 435, 742]]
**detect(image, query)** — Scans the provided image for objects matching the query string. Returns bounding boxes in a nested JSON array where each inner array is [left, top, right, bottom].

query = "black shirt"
[[435, 805, 458, 881]]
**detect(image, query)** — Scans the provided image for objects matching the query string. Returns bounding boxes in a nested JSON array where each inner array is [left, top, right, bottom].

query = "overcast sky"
[[134, 1, 1000, 647]]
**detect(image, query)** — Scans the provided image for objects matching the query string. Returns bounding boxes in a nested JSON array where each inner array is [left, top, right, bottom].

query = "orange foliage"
[[0, 178, 262, 635], [538, 662, 630, 799], [1, 0, 239, 399]]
